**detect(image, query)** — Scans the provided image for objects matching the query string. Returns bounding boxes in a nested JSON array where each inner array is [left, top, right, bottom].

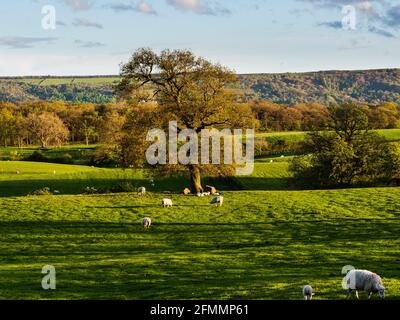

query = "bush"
[[25, 151, 48, 162], [110, 182, 134, 193], [82, 186, 100, 194], [30, 187, 53, 196], [90, 148, 118, 167], [10, 151, 21, 161], [53, 153, 74, 164]]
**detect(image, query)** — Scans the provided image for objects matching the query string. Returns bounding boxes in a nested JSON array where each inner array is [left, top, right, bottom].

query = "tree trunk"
[[189, 165, 203, 194]]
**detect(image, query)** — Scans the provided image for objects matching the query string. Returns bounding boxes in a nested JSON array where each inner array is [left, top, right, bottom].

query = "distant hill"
[[1, 69, 399, 105]]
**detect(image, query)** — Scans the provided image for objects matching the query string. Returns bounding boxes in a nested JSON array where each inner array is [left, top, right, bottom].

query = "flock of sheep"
[[136, 186, 387, 300], [138, 185, 223, 231], [303, 269, 386, 300]]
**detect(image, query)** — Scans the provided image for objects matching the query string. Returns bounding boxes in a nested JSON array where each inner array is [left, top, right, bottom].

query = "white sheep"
[[137, 187, 146, 196], [210, 196, 224, 207], [197, 192, 210, 197], [162, 198, 173, 208], [53, 190, 60, 194], [302, 285, 314, 300], [344, 269, 386, 300], [141, 217, 152, 229]]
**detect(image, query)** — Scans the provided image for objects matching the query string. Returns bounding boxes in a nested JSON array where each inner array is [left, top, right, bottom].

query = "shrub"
[[90, 148, 118, 167], [25, 151, 48, 162], [53, 153, 74, 164], [82, 186, 100, 194], [30, 187, 53, 196], [110, 182, 135, 193], [10, 151, 21, 161]]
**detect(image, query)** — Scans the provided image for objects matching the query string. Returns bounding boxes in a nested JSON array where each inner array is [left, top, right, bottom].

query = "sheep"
[[196, 193, 204, 197], [210, 196, 224, 207], [205, 185, 217, 195], [183, 188, 191, 195], [302, 285, 314, 300], [137, 187, 146, 196], [141, 217, 152, 229], [162, 198, 173, 208], [344, 269, 386, 300], [53, 190, 60, 194]]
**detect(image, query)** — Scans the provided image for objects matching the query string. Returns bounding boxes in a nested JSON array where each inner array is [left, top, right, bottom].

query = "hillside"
[[1, 69, 400, 105]]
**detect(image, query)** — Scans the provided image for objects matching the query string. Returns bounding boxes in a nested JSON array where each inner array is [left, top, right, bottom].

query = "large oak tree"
[[116, 48, 253, 192]]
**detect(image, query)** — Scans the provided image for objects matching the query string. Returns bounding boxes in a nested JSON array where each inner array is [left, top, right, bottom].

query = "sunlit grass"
[[0, 188, 399, 299]]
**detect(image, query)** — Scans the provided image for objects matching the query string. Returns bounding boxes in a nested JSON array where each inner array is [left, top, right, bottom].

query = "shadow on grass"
[[0, 219, 399, 299], [0, 175, 243, 197]]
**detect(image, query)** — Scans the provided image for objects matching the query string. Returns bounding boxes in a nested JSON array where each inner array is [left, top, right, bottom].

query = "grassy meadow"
[[0, 129, 399, 300], [0, 188, 399, 299]]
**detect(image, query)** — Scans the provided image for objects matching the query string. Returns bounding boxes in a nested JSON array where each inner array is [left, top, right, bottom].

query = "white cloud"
[[72, 18, 103, 29], [136, 2, 157, 15], [0, 37, 57, 49], [75, 40, 106, 48], [166, 0, 230, 15], [63, 0, 93, 11]]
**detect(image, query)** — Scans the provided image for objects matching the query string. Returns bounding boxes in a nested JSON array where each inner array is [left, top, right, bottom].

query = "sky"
[[0, 0, 399, 76]]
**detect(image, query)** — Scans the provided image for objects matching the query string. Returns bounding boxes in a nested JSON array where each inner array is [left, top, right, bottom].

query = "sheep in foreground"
[[344, 269, 386, 300], [302, 285, 314, 300], [137, 187, 146, 196], [141, 217, 152, 229], [210, 196, 224, 207], [162, 198, 173, 208]]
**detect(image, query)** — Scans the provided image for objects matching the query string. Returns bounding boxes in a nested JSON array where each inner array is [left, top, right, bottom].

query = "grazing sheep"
[[141, 217, 152, 229], [137, 187, 146, 196], [205, 185, 217, 195], [162, 198, 173, 208], [302, 285, 314, 300], [210, 196, 224, 207], [183, 188, 191, 195], [344, 269, 386, 300], [53, 190, 60, 194]]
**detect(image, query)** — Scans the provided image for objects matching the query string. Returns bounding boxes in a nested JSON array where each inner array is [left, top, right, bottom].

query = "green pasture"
[[0, 188, 399, 299], [0, 130, 399, 300]]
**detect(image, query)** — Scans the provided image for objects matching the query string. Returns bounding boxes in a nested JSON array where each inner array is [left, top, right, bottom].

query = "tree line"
[[0, 99, 399, 149]]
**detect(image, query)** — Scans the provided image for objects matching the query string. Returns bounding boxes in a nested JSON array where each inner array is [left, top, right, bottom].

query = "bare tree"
[[26, 113, 69, 148]]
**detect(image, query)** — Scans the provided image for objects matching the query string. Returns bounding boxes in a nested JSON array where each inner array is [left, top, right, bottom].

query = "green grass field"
[[0, 188, 399, 299], [0, 141, 399, 300], [255, 129, 400, 143]]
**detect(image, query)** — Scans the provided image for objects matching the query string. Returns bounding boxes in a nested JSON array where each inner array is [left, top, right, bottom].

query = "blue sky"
[[0, 0, 399, 75]]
